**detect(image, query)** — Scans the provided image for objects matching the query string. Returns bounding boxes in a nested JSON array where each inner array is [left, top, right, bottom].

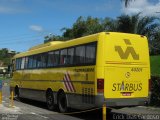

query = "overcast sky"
[[0, 0, 159, 52]]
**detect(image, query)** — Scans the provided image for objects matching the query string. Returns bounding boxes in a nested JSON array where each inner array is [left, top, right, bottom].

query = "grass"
[[0, 75, 10, 80], [150, 55, 160, 77]]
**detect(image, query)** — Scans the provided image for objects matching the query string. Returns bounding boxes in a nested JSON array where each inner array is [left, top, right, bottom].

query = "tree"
[[101, 17, 117, 32], [122, 0, 135, 7], [149, 31, 160, 55], [62, 16, 104, 39], [44, 34, 65, 43], [116, 14, 139, 33], [116, 14, 160, 35], [43, 14, 160, 55], [116, 14, 160, 54], [0, 49, 16, 66]]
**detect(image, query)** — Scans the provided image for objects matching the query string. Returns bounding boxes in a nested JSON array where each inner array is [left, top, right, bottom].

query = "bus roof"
[[13, 32, 145, 59], [13, 32, 102, 58]]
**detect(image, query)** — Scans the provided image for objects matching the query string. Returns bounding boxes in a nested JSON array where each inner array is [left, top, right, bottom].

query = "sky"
[[0, 0, 160, 52]]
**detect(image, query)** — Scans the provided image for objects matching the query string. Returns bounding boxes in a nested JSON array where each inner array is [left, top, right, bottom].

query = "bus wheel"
[[46, 90, 56, 110], [15, 86, 20, 100], [58, 91, 68, 113]]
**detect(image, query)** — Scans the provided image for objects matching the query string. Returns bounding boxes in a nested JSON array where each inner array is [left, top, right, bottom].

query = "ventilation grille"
[[82, 88, 95, 104]]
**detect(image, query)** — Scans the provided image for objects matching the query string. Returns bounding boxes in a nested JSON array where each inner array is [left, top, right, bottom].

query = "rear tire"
[[14, 86, 20, 100], [46, 91, 56, 110], [106, 108, 112, 113], [58, 91, 68, 113]]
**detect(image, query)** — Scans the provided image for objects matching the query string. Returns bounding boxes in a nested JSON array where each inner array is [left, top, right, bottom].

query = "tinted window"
[[86, 43, 96, 64], [60, 49, 67, 65], [36, 54, 47, 68], [47, 52, 54, 67], [24, 57, 28, 69], [32, 55, 37, 68], [75, 46, 85, 64], [41, 53, 47, 67], [16, 58, 22, 70], [28, 56, 33, 68], [53, 51, 60, 66], [21, 57, 25, 69], [67, 48, 74, 65]]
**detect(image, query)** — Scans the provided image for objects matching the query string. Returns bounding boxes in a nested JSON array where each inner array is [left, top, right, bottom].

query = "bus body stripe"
[[63, 78, 69, 91], [64, 75, 72, 92], [67, 72, 76, 92], [66, 73, 74, 92]]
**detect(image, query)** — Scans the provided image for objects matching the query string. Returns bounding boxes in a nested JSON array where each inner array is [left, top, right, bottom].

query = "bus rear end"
[[97, 32, 150, 107]]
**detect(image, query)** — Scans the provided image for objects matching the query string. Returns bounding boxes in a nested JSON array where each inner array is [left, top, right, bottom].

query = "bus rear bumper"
[[95, 95, 149, 107]]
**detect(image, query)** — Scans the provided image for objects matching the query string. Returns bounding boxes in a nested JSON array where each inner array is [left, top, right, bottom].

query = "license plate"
[[121, 92, 132, 96]]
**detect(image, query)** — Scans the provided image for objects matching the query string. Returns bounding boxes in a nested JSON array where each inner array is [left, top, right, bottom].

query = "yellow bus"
[[10, 32, 150, 112]]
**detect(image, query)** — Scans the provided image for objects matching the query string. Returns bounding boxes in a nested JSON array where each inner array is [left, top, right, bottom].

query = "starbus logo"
[[115, 39, 139, 60]]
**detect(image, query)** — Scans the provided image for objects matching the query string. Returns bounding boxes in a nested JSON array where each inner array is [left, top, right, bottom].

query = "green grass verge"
[[150, 55, 160, 77], [0, 77, 10, 80]]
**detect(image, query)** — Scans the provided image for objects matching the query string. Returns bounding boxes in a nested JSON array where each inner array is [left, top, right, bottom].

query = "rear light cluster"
[[97, 79, 104, 93]]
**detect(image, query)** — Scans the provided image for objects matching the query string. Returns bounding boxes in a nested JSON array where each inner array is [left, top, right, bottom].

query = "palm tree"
[[116, 14, 139, 33], [116, 14, 160, 54], [122, 0, 135, 7], [116, 14, 160, 35]]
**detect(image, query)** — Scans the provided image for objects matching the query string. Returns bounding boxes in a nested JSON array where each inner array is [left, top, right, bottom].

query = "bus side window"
[[75, 46, 85, 64], [16, 58, 22, 70], [28, 56, 33, 69], [24, 57, 28, 69], [32, 55, 37, 68], [21, 57, 25, 69], [53, 51, 60, 66], [36, 54, 47, 68], [37, 55, 41, 68], [41, 53, 47, 68], [67, 47, 74, 65], [60, 49, 67, 65], [48, 51, 54, 67], [86, 43, 96, 64]]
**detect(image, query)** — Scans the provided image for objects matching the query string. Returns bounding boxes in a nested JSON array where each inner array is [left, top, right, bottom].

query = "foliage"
[[62, 16, 107, 39], [149, 31, 160, 55], [150, 56, 160, 106], [121, 0, 135, 7], [150, 76, 160, 106], [150, 55, 160, 77], [147, 56, 160, 106], [0, 48, 16, 66], [116, 14, 139, 33], [44, 34, 65, 43], [44, 14, 160, 55]]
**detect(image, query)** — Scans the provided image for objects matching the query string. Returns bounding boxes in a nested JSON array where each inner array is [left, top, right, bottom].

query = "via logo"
[[115, 39, 139, 60]]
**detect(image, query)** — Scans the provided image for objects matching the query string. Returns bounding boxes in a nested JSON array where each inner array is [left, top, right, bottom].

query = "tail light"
[[149, 79, 152, 91], [97, 79, 104, 93]]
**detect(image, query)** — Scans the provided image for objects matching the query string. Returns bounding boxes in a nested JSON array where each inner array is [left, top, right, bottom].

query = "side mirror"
[[7, 64, 13, 73], [7, 64, 13, 77], [8, 65, 11, 73]]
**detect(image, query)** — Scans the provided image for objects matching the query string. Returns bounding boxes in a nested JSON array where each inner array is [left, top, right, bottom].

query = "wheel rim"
[[47, 95, 53, 106], [46, 92, 54, 110]]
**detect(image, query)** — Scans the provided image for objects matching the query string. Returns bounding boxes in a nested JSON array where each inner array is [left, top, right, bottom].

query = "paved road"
[[0, 80, 160, 120]]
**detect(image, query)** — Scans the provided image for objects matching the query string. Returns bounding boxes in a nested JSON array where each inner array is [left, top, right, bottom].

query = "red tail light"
[[97, 79, 104, 93], [149, 79, 152, 91]]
